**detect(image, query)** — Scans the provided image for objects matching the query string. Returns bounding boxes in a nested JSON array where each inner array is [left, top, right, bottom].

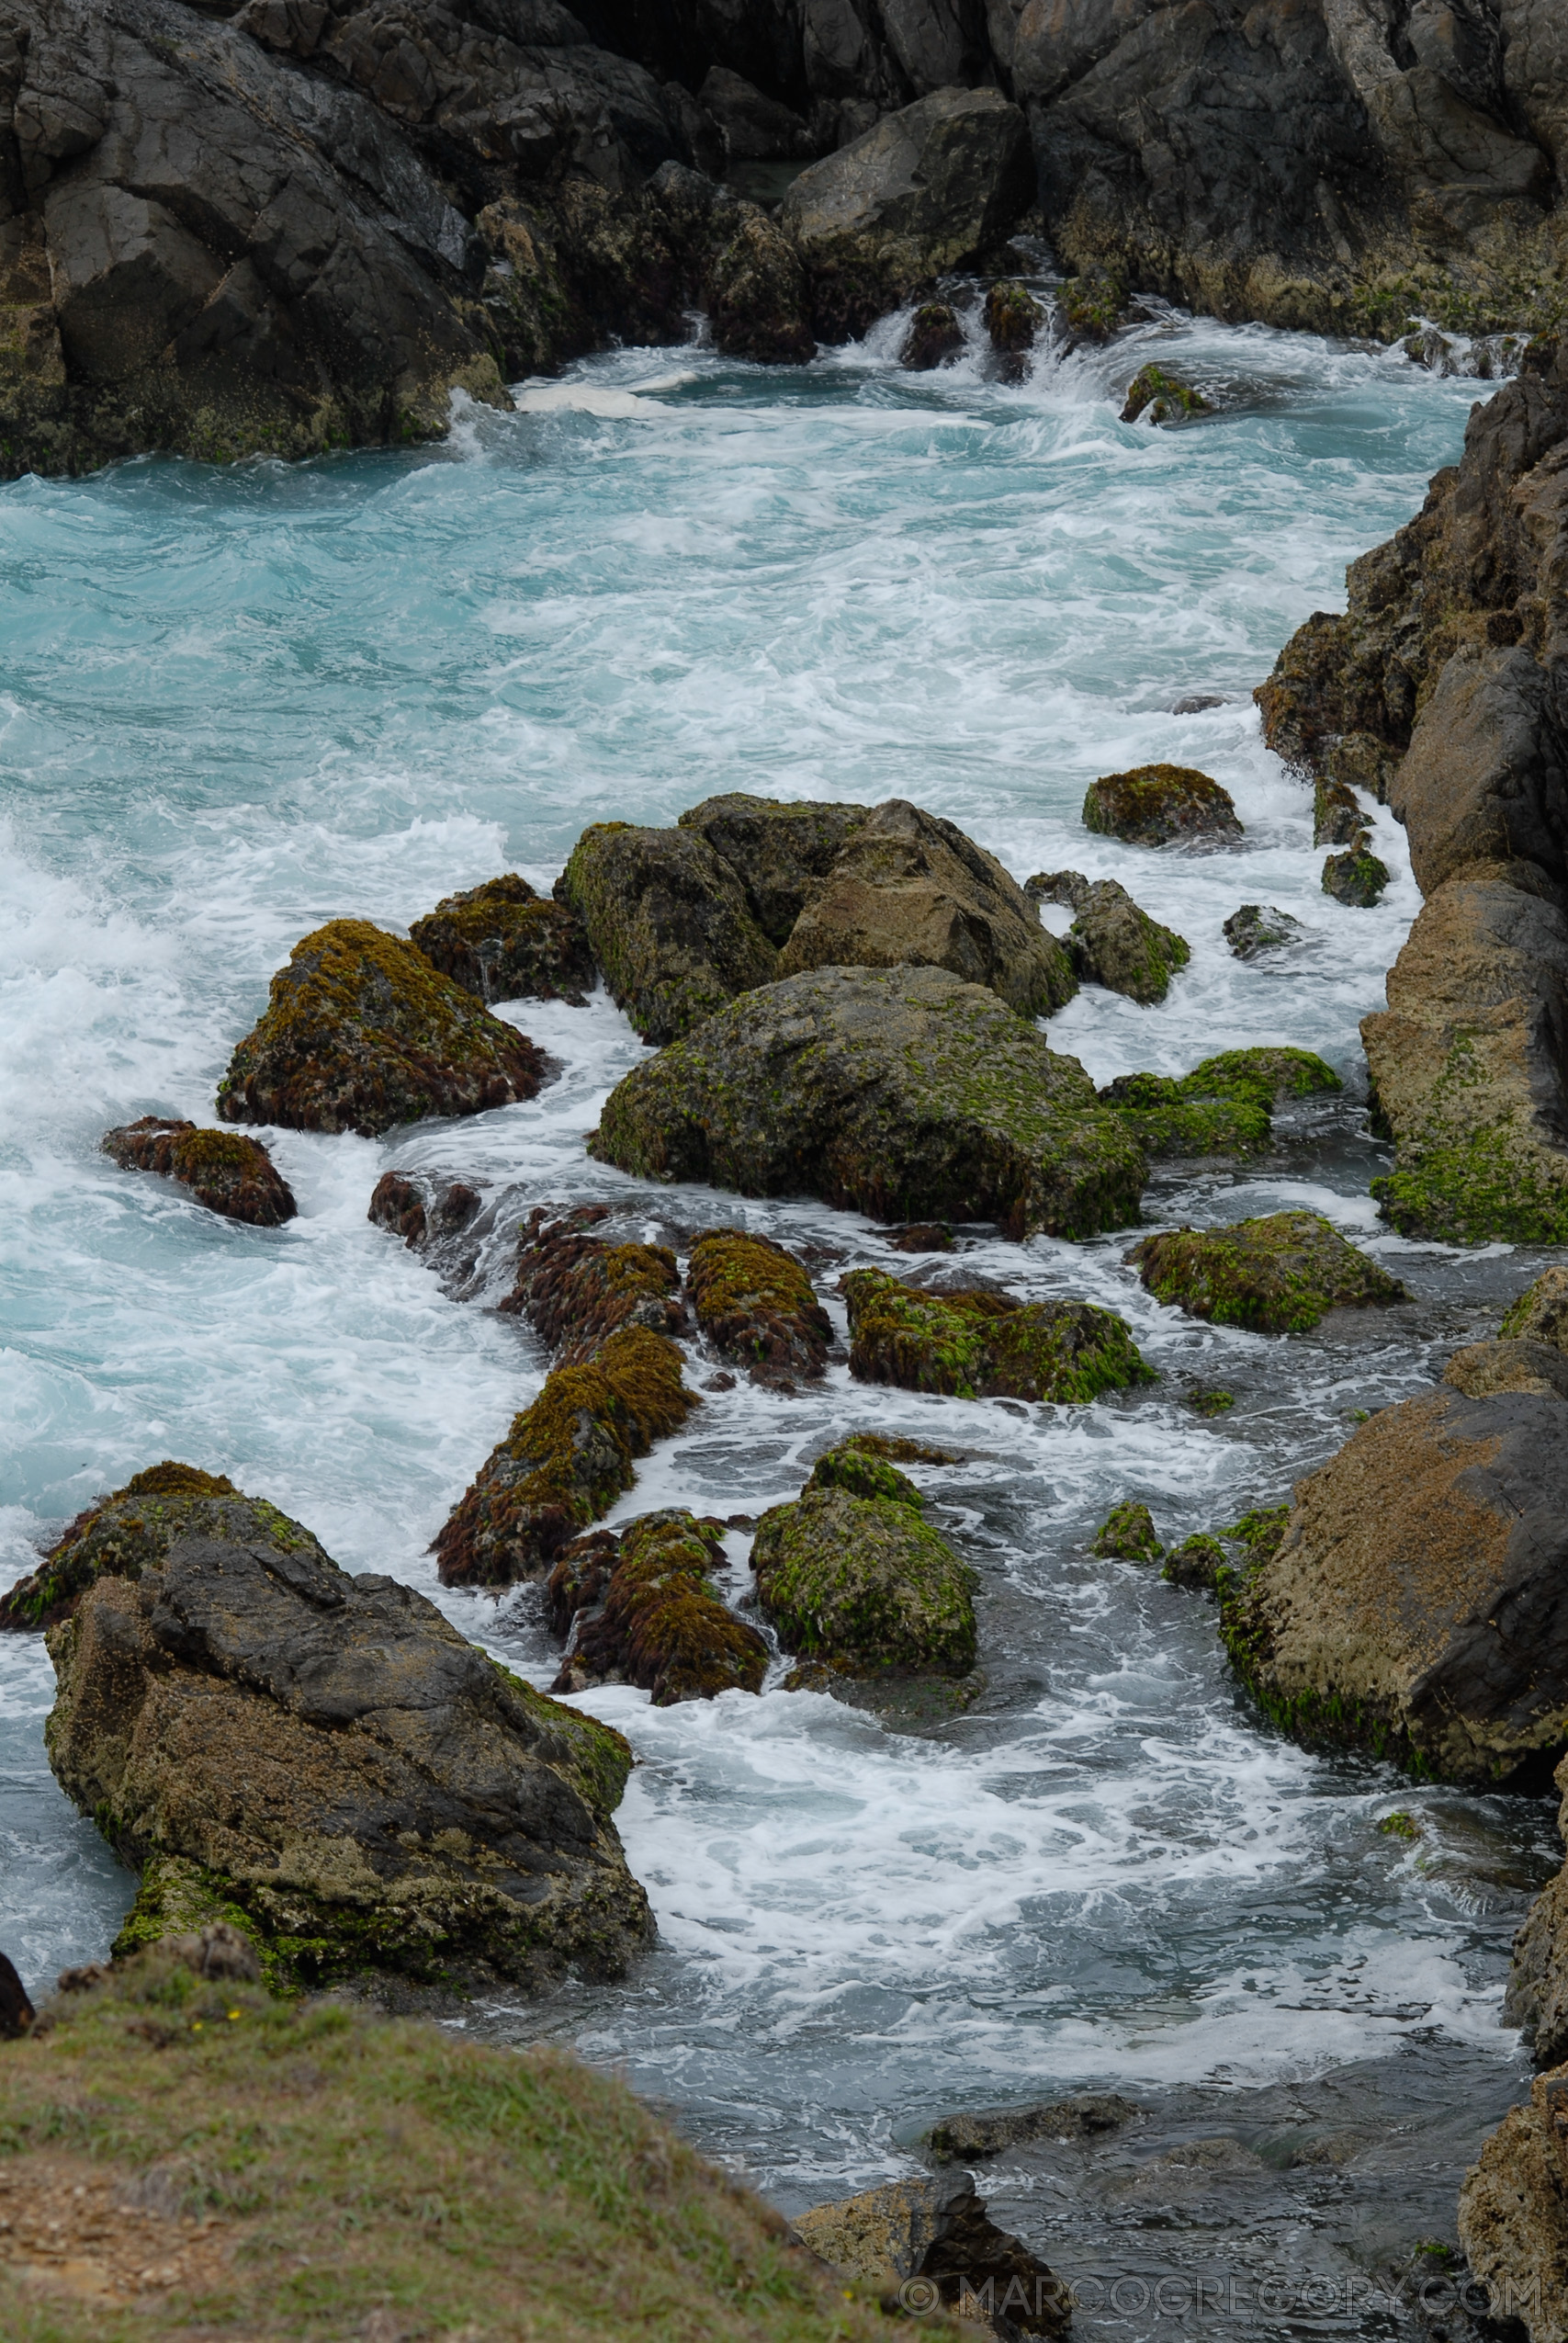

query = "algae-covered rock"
[[554, 822, 777, 1045], [1065, 877, 1190, 1003], [1163, 1534, 1226, 1590], [1093, 1501, 1162, 1561], [0, 1463, 320, 1634], [1502, 1269, 1568, 1350], [687, 1227, 831, 1384], [1313, 779, 1364, 848], [1083, 764, 1241, 846], [501, 1204, 685, 1365], [46, 1526, 650, 1990], [1217, 1389, 1568, 1785], [1224, 904, 1304, 958], [591, 964, 1145, 1241], [101, 1116, 297, 1226], [777, 798, 1077, 1017], [552, 1510, 766, 1705], [217, 920, 547, 1137], [1322, 843, 1390, 906], [675, 794, 868, 947], [925, 2093, 1140, 2161], [1102, 1046, 1341, 1160], [985, 279, 1044, 354], [1121, 364, 1210, 423], [367, 1170, 480, 1251], [903, 300, 964, 368], [842, 1266, 1153, 1402], [408, 874, 593, 1005], [1445, 1340, 1568, 1402], [1057, 265, 1130, 345], [434, 1328, 698, 1586], [752, 1488, 977, 1677], [1128, 1211, 1407, 1333], [543, 1528, 619, 1638], [804, 1437, 926, 1508]]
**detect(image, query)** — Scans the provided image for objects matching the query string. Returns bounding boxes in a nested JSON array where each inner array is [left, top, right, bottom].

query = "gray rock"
[[1458, 2054, 1568, 2343], [1224, 904, 1304, 958], [676, 791, 869, 944], [555, 821, 779, 1044], [1389, 644, 1568, 898], [1321, 841, 1390, 905], [1443, 1338, 1568, 1401], [698, 64, 814, 160], [925, 2091, 1142, 2160], [1064, 877, 1190, 1004]]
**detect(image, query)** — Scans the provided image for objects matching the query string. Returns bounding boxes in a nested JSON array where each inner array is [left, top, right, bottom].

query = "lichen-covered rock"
[[434, 1328, 699, 1587], [1503, 1269, 1568, 1349], [1322, 843, 1390, 905], [0, 1463, 318, 1634], [1128, 1211, 1407, 1333], [687, 1228, 831, 1384], [217, 920, 547, 1137], [1444, 1340, 1568, 1402], [675, 793, 868, 946], [1120, 364, 1210, 424], [408, 875, 593, 1006], [367, 1170, 480, 1251], [778, 798, 1076, 1017], [1224, 904, 1304, 958], [1093, 1502, 1162, 1561], [590, 965, 1145, 1241], [984, 279, 1043, 354], [1063, 876, 1190, 1003], [752, 1488, 977, 1677], [1101, 1047, 1342, 1160], [795, 2170, 1067, 2342], [500, 1205, 685, 1365], [1217, 1389, 1568, 1784], [552, 1510, 767, 1704], [45, 1525, 650, 1990], [1458, 2056, 1568, 2343], [1313, 778, 1365, 847], [554, 822, 777, 1045], [902, 300, 964, 368], [1083, 764, 1242, 847], [842, 1267, 1153, 1402], [101, 1117, 296, 1226]]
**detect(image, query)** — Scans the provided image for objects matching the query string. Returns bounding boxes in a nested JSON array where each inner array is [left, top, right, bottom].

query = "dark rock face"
[[1505, 1754, 1568, 2069], [687, 1227, 832, 1383], [556, 821, 779, 1044], [795, 2169, 1067, 2343], [217, 919, 547, 1137], [1313, 777, 1364, 846], [1218, 1387, 1568, 1785], [1224, 903, 1304, 957], [500, 1202, 686, 1364], [984, 276, 1042, 352], [1082, 764, 1241, 847], [674, 791, 868, 944], [551, 1507, 767, 1703], [902, 297, 964, 367], [1128, 1209, 1407, 1333], [590, 962, 1147, 1239], [45, 1523, 651, 1988], [101, 1117, 296, 1227], [0, 1951, 34, 2038], [925, 2092, 1141, 2161], [408, 875, 593, 1005], [841, 1265, 1152, 1400]]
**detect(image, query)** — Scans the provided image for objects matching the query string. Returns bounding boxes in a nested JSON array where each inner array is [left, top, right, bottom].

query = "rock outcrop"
[[100, 1116, 296, 1226], [925, 2092, 1140, 2161], [409, 875, 593, 1005], [1444, 1337, 1568, 1401], [500, 1203, 686, 1364], [902, 297, 964, 368], [752, 1479, 977, 1679], [795, 2170, 1066, 2343], [367, 1168, 481, 1251], [1218, 1388, 1568, 1784], [45, 1518, 650, 1988], [686, 1227, 832, 1384], [550, 1508, 767, 1703], [842, 1266, 1153, 1401], [1224, 905, 1303, 959], [1030, 869, 1189, 1002], [1093, 1500, 1162, 1562], [217, 920, 547, 1137], [675, 793, 868, 944], [1504, 1753, 1568, 2070], [1121, 364, 1209, 424], [1458, 2056, 1568, 2343], [1128, 1210, 1407, 1333], [555, 822, 779, 1046], [590, 963, 1146, 1240], [1082, 765, 1242, 847]]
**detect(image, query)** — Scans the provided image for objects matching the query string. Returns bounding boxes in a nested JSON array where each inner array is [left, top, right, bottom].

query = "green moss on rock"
[[554, 1510, 767, 1704], [1371, 1119, 1568, 1246], [1127, 1210, 1407, 1333], [1121, 364, 1210, 424], [1500, 1267, 1568, 1346], [554, 822, 777, 1044], [409, 873, 594, 1005], [101, 1116, 297, 1225], [1102, 1048, 1341, 1160], [1093, 1501, 1162, 1561], [805, 1440, 925, 1509], [216, 919, 547, 1137], [1163, 1534, 1226, 1590], [674, 794, 869, 946], [1322, 843, 1390, 906], [1083, 764, 1241, 847], [984, 279, 1043, 354], [841, 1266, 1153, 1402], [751, 1488, 977, 1677], [687, 1228, 831, 1384]]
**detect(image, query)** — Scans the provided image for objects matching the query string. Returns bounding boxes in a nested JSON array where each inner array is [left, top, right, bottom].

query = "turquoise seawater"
[[0, 301, 1550, 2330]]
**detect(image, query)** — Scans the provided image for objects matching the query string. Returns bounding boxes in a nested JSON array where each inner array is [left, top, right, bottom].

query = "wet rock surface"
[[555, 821, 778, 1045], [842, 1266, 1152, 1403], [500, 1203, 685, 1364], [1444, 1337, 1568, 1401], [1129, 1210, 1408, 1334], [901, 299, 964, 368], [367, 1168, 481, 1253], [1223, 903, 1304, 958], [1100, 1047, 1342, 1161], [1323, 843, 1391, 907], [1459, 2056, 1568, 2343], [924, 2092, 1142, 2161], [753, 1476, 977, 1681], [1504, 1756, 1568, 2070], [675, 792, 869, 946], [686, 1228, 831, 1385], [550, 1508, 766, 1705], [100, 1116, 296, 1226], [1120, 365, 1209, 424], [1036, 870, 1190, 1003], [1082, 764, 1242, 848], [408, 875, 593, 1006]]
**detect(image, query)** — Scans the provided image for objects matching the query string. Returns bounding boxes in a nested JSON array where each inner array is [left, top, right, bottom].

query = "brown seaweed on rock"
[[687, 1228, 831, 1384], [501, 1205, 686, 1364], [101, 1116, 296, 1226], [553, 1511, 767, 1705]]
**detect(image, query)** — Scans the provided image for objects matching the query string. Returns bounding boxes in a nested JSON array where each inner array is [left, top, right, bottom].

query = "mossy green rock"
[[555, 821, 778, 1044], [0, 1463, 324, 1633], [1101, 1047, 1341, 1160], [409, 873, 594, 1005], [675, 793, 868, 945], [1501, 1268, 1568, 1349], [842, 1266, 1153, 1402], [1067, 877, 1190, 1003], [217, 919, 547, 1137], [1322, 843, 1390, 906], [1083, 764, 1241, 847], [1129, 1210, 1407, 1333], [101, 1116, 297, 1226], [590, 964, 1145, 1240], [1120, 364, 1210, 423], [553, 1510, 767, 1706], [805, 1438, 925, 1508], [985, 278, 1044, 353], [48, 1524, 649, 1991], [752, 1488, 977, 1677], [1163, 1534, 1226, 1590], [501, 1203, 685, 1365], [687, 1226, 831, 1383], [1093, 1501, 1162, 1561]]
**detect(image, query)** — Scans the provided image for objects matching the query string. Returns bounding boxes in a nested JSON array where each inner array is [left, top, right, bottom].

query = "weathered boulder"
[[984, 277, 1043, 353], [1082, 764, 1241, 847], [687, 1228, 832, 1383], [795, 2170, 1066, 2342], [1458, 2056, 1568, 2343], [1445, 1339, 1568, 1402], [45, 1522, 650, 1989], [551, 1509, 766, 1704], [1224, 904, 1303, 958], [1218, 1388, 1568, 1784], [217, 921, 547, 1137], [101, 1117, 296, 1227], [699, 64, 813, 162], [925, 2093, 1140, 2161], [1092, 1500, 1161, 1562], [367, 1169, 480, 1251], [780, 86, 1033, 340], [434, 1327, 698, 1586], [1055, 263, 1133, 345], [590, 964, 1146, 1240], [674, 792, 867, 945], [902, 299, 964, 368], [1128, 1210, 1407, 1333], [1322, 842, 1390, 905], [1036, 870, 1190, 1002], [646, 166, 818, 365], [804, 1435, 930, 1507], [752, 1485, 977, 1677], [1313, 778, 1365, 847], [842, 1266, 1153, 1401], [1120, 364, 1210, 424], [776, 798, 1077, 1015], [0, 1462, 302, 1634], [555, 822, 778, 1045], [1163, 1533, 1227, 1590], [500, 1204, 686, 1364], [408, 876, 593, 1006], [1101, 1047, 1341, 1160]]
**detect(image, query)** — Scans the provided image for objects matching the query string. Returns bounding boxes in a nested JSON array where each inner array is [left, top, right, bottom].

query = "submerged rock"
[[590, 965, 1145, 1240], [752, 1485, 977, 1678], [1224, 904, 1304, 958], [500, 1204, 685, 1364], [1163, 1534, 1227, 1590], [902, 301, 964, 368], [1120, 364, 1210, 424], [984, 279, 1043, 354], [675, 792, 868, 946], [101, 1116, 296, 1227], [1219, 1390, 1568, 1784], [552, 1510, 766, 1705], [1322, 842, 1390, 905], [795, 2169, 1066, 2342], [1128, 1210, 1407, 1333], [0, 1463, 313, 1634], [777, 797, 1077, 1017], [687, 1228, 831, 1384], [805, 1436, 928, 1508], [1458, 2055, 1568, 2343], [1082, 764, 1242, 847], [555, 822, 777, 1045], [1444, 1339, 1568, 1401], [925, 2092, 1141, 2160], [217, 920, 547, 1138], [1101, 1047, 1342, 1160], [842, 1267, 1153, 1402], [434, 1328, 698, 1586], [408, 874, 593, 1005], [46, 1523, 649, 1990], [1093, 1502, 1162, 1562]]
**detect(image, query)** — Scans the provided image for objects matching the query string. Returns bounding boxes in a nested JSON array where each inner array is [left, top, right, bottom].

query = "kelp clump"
[[841, 1267, 1153, 1403], [434, 1328, 698, 1586], [553, 1511, 767, 1705], [502, 1204, 685, 1364], [687, 1228, 832, 1384], [101, 1116, 297, 1226], [409, 873, 594, 1004], [1127, 1211, 1407, 1334]]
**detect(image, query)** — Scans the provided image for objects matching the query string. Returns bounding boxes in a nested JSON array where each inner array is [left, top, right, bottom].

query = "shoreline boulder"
[[687, 1228, 832, 1384], [675, 794, 869, 945], [408, 875, 593, 1006], [1083, 765, 1241, 847], [1458, 2058, 1568, 2343], [842, 1267, 1153, 1402], [555, 822, 778, 1045], [1102, 1048, 1341, 1161], [752, 1479, 977, 1680], [1032, 871, 1190, 1003], [795, 2170, 1066, 2343], [101, 1116, 296, 1226], [1224, 905, 1304, 958], [368, 1170, 481, 1252], [1128, 1210, 1407, 1333], [217, 921, 547, 1137], [500, 1204, 686, 1365], [1503, 1755, 1568, 2070], [552, 1510, 767, 1704], [590, 964, 1146, 1241]]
